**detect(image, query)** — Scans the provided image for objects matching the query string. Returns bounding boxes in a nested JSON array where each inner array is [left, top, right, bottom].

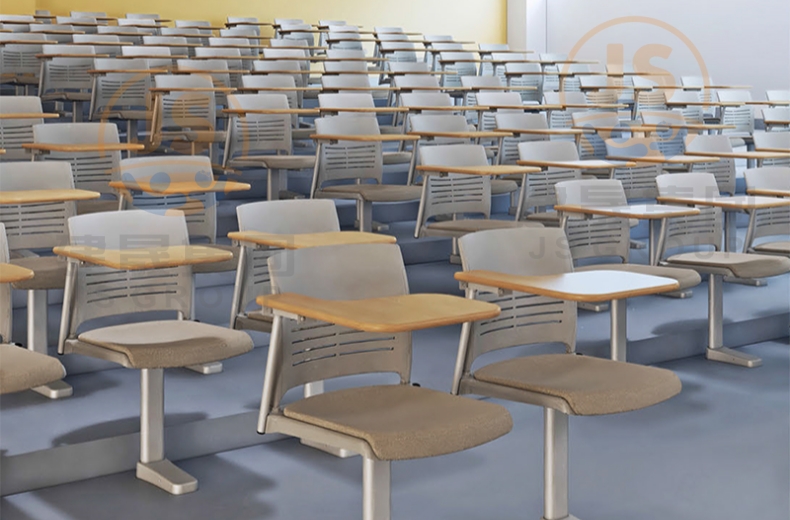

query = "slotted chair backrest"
[[33, 122, 121, 195], [313, 116, 384, 192], [90, 58, 151, 120], [439, 52, 477, 87], [119, 155, 217, 242], [0, 161, 75, 251], [61, 210, 193, 349], [235, 199, 341, 316], [655, 172, 723, 255], [495, 113, 550, 164], [0, 96, 44, 161], [39, 44, 95, 97], [753, 131, 790, 166], [121, 46, 172, 70], [640, 110, 688, 157], [457, 227, 577, 376], [602, 137, 664, 199], [572, 110, 617, 159], [683, 134, 737, 195], [0, 34, 47, 84], [517, 140, 583, 214], [265, 243, 412, 412], [153, 74, 217, 133], [224, 94, 292, 166], [476, 91, 526, 132], [543, 91, 588, 129], [503, 61, 542, 103], [717, 89, 754, 138], [416, 144, 492, 235], [743, 167, 790, 250], [555, 178, 630, 262]]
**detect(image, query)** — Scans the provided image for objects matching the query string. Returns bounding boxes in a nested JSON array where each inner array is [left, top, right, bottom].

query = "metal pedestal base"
[[301, 439, 357, 458], [363, 458, 391, 520], [660, 289, 693, 299], [723, 276, 767, 287], [706, 347, 763, 368], [32, 380, 73, 399], [136, 460, 198, 495], [185, 362, 223, 375], [578, 302, 608, 312], [542, 515, 581, 520], [28, 290, 72, 398]]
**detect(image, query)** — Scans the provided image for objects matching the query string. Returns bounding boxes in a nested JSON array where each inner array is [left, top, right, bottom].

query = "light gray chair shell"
[[742, 167, 790, 256], [259, 242, 512, 520], [683, 134, 738, 195], [230, 199, 341, 333], [89, 58, 152, 129], [515, 140, 583, 224], [455, 226, 681, 520], [0, 96, 45, 161], [0, 34, 47, 87], [58, 209, 252, 494], [602, 137, 664, 200], [38, 44, 95, 102], [753, 131, 790, 166]]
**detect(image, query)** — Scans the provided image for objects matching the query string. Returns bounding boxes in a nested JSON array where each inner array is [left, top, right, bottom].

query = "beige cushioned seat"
[[10, 256, 66, 290], [231, 155, 315, 170], [191, 244, 239, 274], [77, 199, 121, 215], [292, 128, 315, 140], [160, 130, 227, 143], [383, 151, 413, 165], [0, 344, 66, 395], [491, 179, 518, 195], [753, 241, 790, 256], [526, 212, 561, 225], [283, 384, 512, 460], [100, 109, 152, 121], [320, 184, 422, 202], [474, 354, 681, 416], [427, 219, 542, 235], [75, 320, 253, 369], [666, 252, 790, 279], [576, 263, 702, 290], [379, 126, 404, 135]]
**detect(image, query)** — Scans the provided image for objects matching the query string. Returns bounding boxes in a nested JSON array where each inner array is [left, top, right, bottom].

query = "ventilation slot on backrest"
[[566, 216, 628, 261], [42, 152, 116, 194], [613, 165, 659, 199], [753, 206, 790, 241], [692, 159, 736, 195], [524, 168, 579, 208], [0, 202, 69, 250], [663, 206, 721, 251]]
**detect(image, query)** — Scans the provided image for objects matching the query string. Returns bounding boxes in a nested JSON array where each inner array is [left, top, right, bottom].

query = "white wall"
[[512, 0, 790, 102]]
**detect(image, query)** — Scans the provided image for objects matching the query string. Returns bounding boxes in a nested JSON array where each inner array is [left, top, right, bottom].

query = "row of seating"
[[1, 11, 789, 520]]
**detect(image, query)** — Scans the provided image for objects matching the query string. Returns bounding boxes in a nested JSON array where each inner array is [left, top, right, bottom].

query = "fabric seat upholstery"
[[576, 263, 702, 290], [320, 184, 422, 202], [0, 344, 66, 395], [283, 384, 513, 461], [75, 320, 253, 369], [10, 256, 66, 290], [474, 354, 681, 416], [665, 252, 790, 279], [753, 241, 790, 256]]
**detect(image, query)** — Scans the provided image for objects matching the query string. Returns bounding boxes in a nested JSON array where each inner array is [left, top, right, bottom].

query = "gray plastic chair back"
[[30, 25, 75, 44], [269, 38, 308, 48], [98, 26, 142, 44], [439, 52, 477, 87], [475, 92, 524, 132], [318, 93, 376, 117], [656, 172, 723, 255], [327, 31, 363, 51], [388, 62, 430, 74], [766, 90, 790, 102], [410, 113, 469, 144], [639, 109, 688, 157], [278, 23, 314, 47], [119, 155, 216, 242], [478, 44, 508, 76], [401, 92, 453, 109], [72, 34, 121, 56], [153, 74, 217, 133], [33, 122, 121, 195], [743, 167, 790, 247], [90, 58, 151, 120], [683, 134, 737, 195], [461, 75, 503, 108], [716, 90, 754, 138], [235, 199, 340, 313], [0, 97, 44, 161], [517, 140, 583, 212], [195, 47, 246, 75], [314, 116, 384, 188], [324, 60, 367, 74], [208, 37, 254, 57], [542, 91, 586, 129], [394, 74, 441, 90], [64, 210, 192, 337], [224, 94, 292, 166], [121, 46, 172, 69], [753, 131, 790, 166], [416, 144, 492, 233], [39, 45, 94, 96], [602, 137, 663, 199], [502, 62, 542, 102], [320, 74, 372, 91], [241, 74, 300, 112], [266, 243, 412, 407], [664, 91, 705, 124], [496, 113, 550, 164], [556, 179, 630, 261], [0, 223, 9, 341], [177, 59, 231, 105], [380, 42, 418, 63], [572, 110, 617, 158], [762, 108, 790, 131], [457, 227, 576, 373], [0, 161, 75, 251]]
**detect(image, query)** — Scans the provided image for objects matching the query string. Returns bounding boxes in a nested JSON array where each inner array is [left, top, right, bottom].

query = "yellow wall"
[[6, 0, 506, 44]]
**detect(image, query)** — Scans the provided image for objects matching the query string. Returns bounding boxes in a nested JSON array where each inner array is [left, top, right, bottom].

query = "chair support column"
[[28, 289, 72, 399], [228, 246, 247, 330], [267, 168, 286, 201], [136, 368, 199, 495], [609, 298, 627, 362], [362, 458, 391, 520], [543, 408, 580, 520], [357, 200, 373, 232], [704, 274, 762, 368]]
